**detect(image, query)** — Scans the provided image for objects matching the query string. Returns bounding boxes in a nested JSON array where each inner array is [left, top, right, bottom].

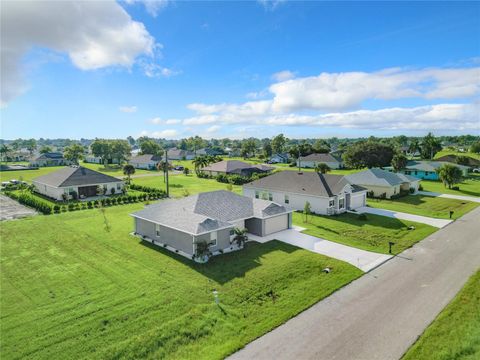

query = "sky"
[[1, 0, 479, 140]]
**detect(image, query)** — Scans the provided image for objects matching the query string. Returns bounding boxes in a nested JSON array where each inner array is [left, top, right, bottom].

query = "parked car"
[[174, 166, 184, 171], [473, 168, 480, 173], [9, 179, 20, 184]]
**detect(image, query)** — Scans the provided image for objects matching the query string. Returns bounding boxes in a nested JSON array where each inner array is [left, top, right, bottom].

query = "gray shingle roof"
[[345, 168, 419, 187], [201, 160, 274, 174], [244, 171, 363, 197], [131, 190, 290, 235], [32, 166, 122, 187], [129, 154, 163, 164], [385, 161, 470, 172], [299, 153, 341, 163], [33, 152, 65, 161]]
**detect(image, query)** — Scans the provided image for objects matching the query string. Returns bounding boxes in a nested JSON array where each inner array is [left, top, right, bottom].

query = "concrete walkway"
[[418, 190, 480, 203], [248, 226, 392, 272], [229, 206, 480, 360], [357, 206, 452, 228]]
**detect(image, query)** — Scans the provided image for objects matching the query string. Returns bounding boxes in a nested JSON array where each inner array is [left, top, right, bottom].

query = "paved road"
[[229, 206, 480, 360], [249, 226, 391, 272], [418, 190, 480, 203], [0, 194, 37, 220], [357, 206, 452, 228]]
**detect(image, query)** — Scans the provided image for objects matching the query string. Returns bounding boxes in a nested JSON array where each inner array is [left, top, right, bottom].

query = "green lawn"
[[0, 205, 362, 360], [420, 174, 480, 197], [367, 195, 479, 220], [293, 212, 437, 254], [132, 173, 242, 197], [434, 150, 480, 161], [402, 271, 480, 360]]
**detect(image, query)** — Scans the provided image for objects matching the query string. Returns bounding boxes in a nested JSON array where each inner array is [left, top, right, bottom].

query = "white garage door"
[[350, 193, 366, 209], [264, 214, 288, 235]]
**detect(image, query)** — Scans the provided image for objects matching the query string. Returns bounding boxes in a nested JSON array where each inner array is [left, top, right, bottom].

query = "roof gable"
[[33, 166, 122, 187]]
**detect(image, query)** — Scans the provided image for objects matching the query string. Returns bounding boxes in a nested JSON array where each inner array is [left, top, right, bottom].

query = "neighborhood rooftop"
[[130, 154, 163, 163], [201, 160, 274, 173], [385, 160, 470, 172], [244, 171, 365, 197], [299, 153, 341, 162], [345, 168, 419, 187], [131, 190, 290, 235], [32, 166, 121, 187]]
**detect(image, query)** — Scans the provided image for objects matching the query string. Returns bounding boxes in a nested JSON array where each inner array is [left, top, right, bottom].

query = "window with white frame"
[[284, 194, 289, 204], [116, 183, 121, 190], [339, 198, 345, 209], [209, 231, 217, 247], [329, 199, 335, 207], [268, 193, 273, 201], [155, 224, 161, 237]]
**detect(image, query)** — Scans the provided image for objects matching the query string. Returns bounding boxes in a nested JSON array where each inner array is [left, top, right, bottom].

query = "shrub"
[[110, 187, 115, 195], [452, 186, 460, 190], [68, 203, 75, 211], [110, 198, 117, 205], [61, 206, 67, 212], [418, 184, 424, 191], [105, 198, 111, 206], [93, 200, 100, 208], [53, 205, 61, 214], [409, 187, 415, 194]]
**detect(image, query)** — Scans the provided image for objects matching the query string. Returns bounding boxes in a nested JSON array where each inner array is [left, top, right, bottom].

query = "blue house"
[[385, 161, 470, 181]]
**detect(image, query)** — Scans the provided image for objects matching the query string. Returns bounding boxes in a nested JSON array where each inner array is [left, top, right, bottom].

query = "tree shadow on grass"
[[140, 239, 298, 285]]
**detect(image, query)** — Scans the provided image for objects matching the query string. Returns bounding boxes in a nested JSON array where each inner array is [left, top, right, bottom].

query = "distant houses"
[[385, 161, 470, 180], [29, 152, 70, 167], [297, 153, 343, 169], [269, 153, 290, 164], [167, 148, 195, 160], [243, 171, 367, 215], [345, 168, 420, 199], [32, 166, 124, 200], [201, 160, 274, 177]]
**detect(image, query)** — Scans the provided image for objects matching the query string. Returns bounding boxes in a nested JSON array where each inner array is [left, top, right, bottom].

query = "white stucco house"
[[345, 168, 420, 199], [32, 166, 124, 200], [129, 154, 163, 170], [297, 153, 343, 169], [243, 171, 367, 215]]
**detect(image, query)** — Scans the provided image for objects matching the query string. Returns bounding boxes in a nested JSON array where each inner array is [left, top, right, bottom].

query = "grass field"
[[132, 174, 242, 197], [420, 174, 480, 197], [434, 150, 480, 161], [293, 212, 437, 254], [402, 271, 480, 360], [0, 205, 362, 360], [367, 195, 479, 220]]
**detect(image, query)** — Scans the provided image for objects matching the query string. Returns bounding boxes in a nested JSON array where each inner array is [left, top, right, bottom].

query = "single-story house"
[[84, 155, 119, 164], [201, 160, 274, 177], [129, 154, 163, 170], [269, 153, 290, 164], [131, 190, 292, 260], [297, 153, 343, 169], [196, 148, 224, 156], [345, 168, 420, 199], [32, 166, 124, 200], [384, 161, 470, 180], [29, 152, 70, 167], [167, 148, 195, 160], [243, 171, 367, 215]]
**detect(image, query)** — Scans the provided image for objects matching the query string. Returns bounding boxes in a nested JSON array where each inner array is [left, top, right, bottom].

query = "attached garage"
[[349, 193, 366, 209], [264, 214, 289, 235]]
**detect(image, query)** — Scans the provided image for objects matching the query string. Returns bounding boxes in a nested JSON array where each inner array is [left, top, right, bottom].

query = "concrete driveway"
[[248, 226, 392, 272], [0, 194, 36, 221], [229, 206, 480, 360], [418, 190, 480, 203], [357, 206, 452, 228]]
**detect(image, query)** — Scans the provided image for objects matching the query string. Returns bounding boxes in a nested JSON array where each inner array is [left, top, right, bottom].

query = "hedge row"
[[129, 183, 167, 196], [5, 191, 53, 214], [198, 170, 273, 185]]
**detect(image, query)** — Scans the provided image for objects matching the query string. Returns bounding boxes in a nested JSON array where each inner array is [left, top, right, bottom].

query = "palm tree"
[[437, 164, 463, 189], [314, 163, 331, 174], [0, 144, 10, 163], [123, 164, 136, 184], [231, 228, 248, 248], [192, 156, 209, 175]]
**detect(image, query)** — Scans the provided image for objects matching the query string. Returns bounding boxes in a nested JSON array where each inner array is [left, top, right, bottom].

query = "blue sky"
[[1, 1, 479, 139]]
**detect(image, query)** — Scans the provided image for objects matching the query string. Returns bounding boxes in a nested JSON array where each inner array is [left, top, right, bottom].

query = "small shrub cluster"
[[215, 171, 272, 185], [129, 184, 167, 199], [5, 191, 52, 215]]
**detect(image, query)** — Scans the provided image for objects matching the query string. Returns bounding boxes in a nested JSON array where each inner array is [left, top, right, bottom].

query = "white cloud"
[[271, 70, 296, 82], [269, 67, 480, 112], [165, 118, 181, 125], [141, 62, 181, 78], [149, 117, 162, 124], [149, 117, 181, 125], [1, 0, 156, 106], [140, 129, 178, 138], [206, 125, 221, 133], [124, 0, 169, 17], [257, 0, 286, 11], [119, 106, 138, 113]]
